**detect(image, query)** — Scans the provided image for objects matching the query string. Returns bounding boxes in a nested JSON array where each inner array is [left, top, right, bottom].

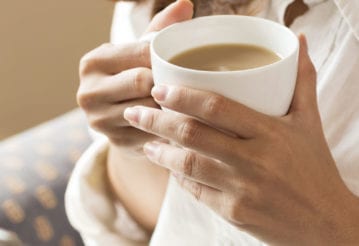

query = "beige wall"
[[0, 0, 114, 139]]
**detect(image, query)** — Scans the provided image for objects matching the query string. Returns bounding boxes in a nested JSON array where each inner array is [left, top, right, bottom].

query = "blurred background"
[[0, 0, 114, 139], [0, 1, 115, 245]]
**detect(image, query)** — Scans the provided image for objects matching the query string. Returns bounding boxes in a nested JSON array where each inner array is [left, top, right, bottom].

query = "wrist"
[[107, 143, 168, 199], [321, 188, 359, 245], [106, 143, 169, 232]]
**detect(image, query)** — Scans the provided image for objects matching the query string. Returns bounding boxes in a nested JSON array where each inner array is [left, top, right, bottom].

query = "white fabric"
[[65, 0, 359, 245], [65, 138, 149, 246], [0, 229, 22, 246], [333, 0, 359, 40], [111, 2, 140, 44]]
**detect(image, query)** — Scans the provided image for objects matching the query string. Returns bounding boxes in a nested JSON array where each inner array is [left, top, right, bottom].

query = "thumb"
[[289, 34, 318, 115], [144, 0, 194, 34]]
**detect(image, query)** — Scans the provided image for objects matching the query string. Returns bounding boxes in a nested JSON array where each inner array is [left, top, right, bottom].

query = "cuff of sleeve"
[[0, 229, 23, 246], [65, 138, 150, 245]]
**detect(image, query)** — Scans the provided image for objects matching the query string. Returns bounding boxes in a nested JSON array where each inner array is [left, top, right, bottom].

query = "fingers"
[[86, 98, 159, 146], [144, 141, 232, 190], [176, 176, 224, 212], [108, 68, 154, 102], [175, 175, 255, 229], [145, 0, 194, 34], [79, 42, 151, 76], [77, 1, 194, 148], [80, 0, 194, 77], [151, 85, 272, 138], [88, 97, 159, 129], [289, 35, 318, 115], [77, 68, 154, 109], [177, 177, 257, 228], [124, 106, 248, 165], [110, 127, 159, 147]]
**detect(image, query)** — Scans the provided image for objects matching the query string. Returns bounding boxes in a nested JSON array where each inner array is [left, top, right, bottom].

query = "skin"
[[78, 0, 359, 243], [77, 0, 194, 232], [123, 36, 359, 244]]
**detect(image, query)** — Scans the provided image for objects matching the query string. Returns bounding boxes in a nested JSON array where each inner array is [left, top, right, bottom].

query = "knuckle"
[[259, 119, 284, 141], [269, 123, 289, 143], [203, 95, 227, 119], [76, 88, 97, 110], [181, 152, 197, 177], [140, 109, 156, 130], [227, 203, 241, 222], [171, 87, 189, 105], [137, 42, 150, 64], [177, 119, 200, 146], [79, 53, 96, 77], [76, 76, 106, 111], [226, 196, 249, 223], [79, 43, 114, 77], [132, 68, 153, 94]]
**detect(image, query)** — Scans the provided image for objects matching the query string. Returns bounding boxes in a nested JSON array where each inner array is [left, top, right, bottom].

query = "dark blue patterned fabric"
[[0, 109, 91, 246]]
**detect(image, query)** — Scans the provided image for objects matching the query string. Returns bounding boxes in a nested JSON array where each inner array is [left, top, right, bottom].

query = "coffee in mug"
[[169, 44, 281, 72]]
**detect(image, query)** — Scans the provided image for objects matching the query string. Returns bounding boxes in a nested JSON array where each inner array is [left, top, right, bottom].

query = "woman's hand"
[[124, 35, 359, 244], [77, 0, 193, 151], [77, 0, 194, 232]]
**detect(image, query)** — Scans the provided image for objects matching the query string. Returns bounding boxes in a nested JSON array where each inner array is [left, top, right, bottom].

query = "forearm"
[[106, 143, 169, 233]]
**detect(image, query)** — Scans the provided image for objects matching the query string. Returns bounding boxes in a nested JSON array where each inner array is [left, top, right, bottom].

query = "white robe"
[[65, 0, 359, 245]]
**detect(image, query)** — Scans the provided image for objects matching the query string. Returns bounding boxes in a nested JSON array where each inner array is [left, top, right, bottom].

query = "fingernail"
[[124, 107, 140, 125], [143, 141, 161, 159], [177, 0, 194, 7], [151, 85, 168, 102]]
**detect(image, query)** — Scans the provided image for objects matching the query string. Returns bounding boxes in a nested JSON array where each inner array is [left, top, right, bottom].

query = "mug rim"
[[151, 15, 299, 75]]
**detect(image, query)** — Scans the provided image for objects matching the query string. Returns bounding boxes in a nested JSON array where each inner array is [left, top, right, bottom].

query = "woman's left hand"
[[124, 36, 359, 244]]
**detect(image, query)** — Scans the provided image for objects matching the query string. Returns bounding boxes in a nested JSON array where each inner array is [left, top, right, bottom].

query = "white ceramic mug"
[[150, 15, 299, 116]]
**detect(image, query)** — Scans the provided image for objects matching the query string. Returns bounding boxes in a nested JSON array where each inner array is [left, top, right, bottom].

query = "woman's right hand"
[[77, 0, 194, 152]]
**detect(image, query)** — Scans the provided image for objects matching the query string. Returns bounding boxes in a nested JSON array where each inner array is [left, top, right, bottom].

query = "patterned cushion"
[[0, 109, 92, 246]]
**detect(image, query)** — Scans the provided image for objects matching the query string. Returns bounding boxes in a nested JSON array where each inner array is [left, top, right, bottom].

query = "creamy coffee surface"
[[169, 44, 281, 71]]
